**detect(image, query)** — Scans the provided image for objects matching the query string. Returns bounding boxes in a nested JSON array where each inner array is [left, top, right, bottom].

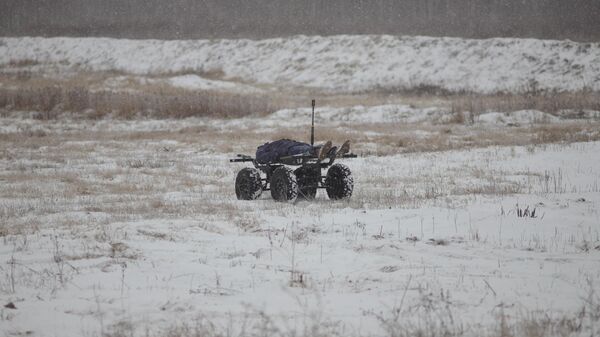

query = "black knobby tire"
[[235, 168, 263, 200], [270, 166, 298, 202], [325, 163, 353, 200], [294, 165, 319, 200]]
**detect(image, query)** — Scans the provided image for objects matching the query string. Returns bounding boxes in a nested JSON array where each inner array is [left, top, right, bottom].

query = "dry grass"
[[0, 71, 290, 118], [1, 71, 600, 120], [449, 90, 600, 116], [99, 289, 597, 337], [351, 83, 600, 114], [327, 122, 600, 156], [2, 115, 596, 237], [1, 68, 599, 234], [0, 85, 280, 119]]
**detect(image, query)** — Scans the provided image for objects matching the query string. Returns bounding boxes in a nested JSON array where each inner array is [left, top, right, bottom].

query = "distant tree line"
[[1, 0, 599, 41]]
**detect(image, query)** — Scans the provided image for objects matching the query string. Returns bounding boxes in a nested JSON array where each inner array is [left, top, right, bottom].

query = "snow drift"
[[1, 35, 599, 93]]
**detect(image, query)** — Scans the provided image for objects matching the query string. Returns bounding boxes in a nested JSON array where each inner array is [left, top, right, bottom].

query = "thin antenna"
[[310, 99, 315, 146]]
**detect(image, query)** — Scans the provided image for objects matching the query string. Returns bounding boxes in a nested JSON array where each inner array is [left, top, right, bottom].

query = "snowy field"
[[1, 109, 600, 337], [1, 35, 600, 93], [1, 34, 600, 337]]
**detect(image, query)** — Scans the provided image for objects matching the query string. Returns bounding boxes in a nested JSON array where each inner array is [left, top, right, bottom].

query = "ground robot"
[[230, 100, 356, 202]]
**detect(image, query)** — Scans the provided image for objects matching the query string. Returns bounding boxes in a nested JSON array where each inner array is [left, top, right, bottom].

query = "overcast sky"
[[1, 0, 599, 41]]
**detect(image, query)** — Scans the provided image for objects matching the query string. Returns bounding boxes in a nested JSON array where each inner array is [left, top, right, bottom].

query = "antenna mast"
[[310, 99, 315, 146]]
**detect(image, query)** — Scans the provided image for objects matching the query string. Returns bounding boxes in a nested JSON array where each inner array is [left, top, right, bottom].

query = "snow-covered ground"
[[2, 104, 594, 135], [1, 112, 599, 336], [1, 35, 599, 93], [1, 33, 600, 336]]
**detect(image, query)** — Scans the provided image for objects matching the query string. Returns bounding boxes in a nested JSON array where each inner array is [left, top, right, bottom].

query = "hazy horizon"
[[2, 0, 600, 41]]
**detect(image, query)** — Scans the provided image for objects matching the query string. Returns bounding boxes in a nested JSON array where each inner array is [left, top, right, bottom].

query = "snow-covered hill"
[[1, 35, 599, 93]]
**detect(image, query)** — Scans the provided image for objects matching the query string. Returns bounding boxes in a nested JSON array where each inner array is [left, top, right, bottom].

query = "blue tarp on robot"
[[255, 139, 314, 164]]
